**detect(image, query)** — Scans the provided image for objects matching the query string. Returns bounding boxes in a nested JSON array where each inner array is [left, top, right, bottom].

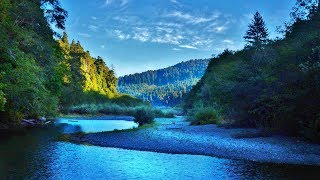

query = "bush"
[[189, 108, 221, 125], [133, 107, 155, 126], [68, 104, 99, 114], [163, 112, 175, 118]]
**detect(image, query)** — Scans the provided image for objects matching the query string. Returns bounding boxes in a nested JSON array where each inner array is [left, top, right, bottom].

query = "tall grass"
[[67, 103, 175, 126]]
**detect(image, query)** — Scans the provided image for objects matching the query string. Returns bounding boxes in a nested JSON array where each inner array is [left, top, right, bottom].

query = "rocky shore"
[[70, 117, 320, 165]]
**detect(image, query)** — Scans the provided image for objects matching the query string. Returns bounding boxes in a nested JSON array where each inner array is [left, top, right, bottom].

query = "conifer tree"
[[244, 11, 269, 47]]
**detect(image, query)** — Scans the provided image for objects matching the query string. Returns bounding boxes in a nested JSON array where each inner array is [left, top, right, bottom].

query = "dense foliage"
[[184, 5, 320, 142], [0, 0, 67, 125], [58, 33, 118, 107], [118, 59, 210, 106], [188, 107, 221, 125], [0, 0, 120, 126]]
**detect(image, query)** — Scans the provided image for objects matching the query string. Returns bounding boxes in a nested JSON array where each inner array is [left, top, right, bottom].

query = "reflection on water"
[[0, 118, 320, 179], [56, 118, 138, 133]]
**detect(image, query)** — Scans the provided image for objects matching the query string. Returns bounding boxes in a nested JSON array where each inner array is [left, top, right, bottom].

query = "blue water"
[[56, 118, 138, 133], [0, 117, 320, 179]]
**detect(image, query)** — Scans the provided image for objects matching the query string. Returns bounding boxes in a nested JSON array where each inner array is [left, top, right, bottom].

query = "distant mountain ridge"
[[118, 59, 210, 106]]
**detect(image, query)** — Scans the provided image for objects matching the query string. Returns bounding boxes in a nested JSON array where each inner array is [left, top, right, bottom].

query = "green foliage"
[[188, 108, 221, 125], [118, 59, 210, 106], [0, 0, 66, 125], [2, 54, 58, 118], [133, 107, 155, 126], [0, 0, 119, 126], [0, 91, 5, 111], [58, 37, 118, 108], [184, 7, 320, 141]]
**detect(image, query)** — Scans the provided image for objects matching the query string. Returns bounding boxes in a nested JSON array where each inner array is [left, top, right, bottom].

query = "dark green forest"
[[184, 1, 320, 141], [0, 0, 128, 126], [118, 59, 209, 106]]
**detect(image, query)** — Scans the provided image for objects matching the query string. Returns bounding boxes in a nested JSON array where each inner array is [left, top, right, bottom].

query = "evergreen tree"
[[244, 11, 269, 47]]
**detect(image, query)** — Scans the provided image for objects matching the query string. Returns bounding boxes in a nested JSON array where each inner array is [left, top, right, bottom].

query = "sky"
[[59, 0, 295, 76]]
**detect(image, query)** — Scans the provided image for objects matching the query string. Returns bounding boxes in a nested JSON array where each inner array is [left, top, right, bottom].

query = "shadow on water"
[[0, 120, 320, 179]]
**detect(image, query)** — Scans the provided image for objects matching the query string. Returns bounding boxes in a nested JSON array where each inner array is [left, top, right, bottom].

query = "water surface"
[[56, 118, 138, 133], [0, 117, 320, 179]]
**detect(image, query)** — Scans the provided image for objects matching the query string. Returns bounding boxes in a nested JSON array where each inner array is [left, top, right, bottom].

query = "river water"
[[0, 117, 319, 179]]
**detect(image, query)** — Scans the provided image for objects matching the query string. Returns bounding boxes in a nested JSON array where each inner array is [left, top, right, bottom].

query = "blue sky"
[[60, 0, 295, 76]]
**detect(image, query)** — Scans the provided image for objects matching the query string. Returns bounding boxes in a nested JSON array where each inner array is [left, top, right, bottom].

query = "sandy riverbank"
[[70, 117, 320, 165]]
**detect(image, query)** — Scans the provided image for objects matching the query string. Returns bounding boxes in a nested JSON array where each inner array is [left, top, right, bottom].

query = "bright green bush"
[[189, 108, 221, 125], [133, 107, 155, 126]]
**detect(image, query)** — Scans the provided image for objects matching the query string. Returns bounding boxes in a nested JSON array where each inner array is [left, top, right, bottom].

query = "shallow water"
[[56, 118, 138, 133], [0, 117, 320, 179]]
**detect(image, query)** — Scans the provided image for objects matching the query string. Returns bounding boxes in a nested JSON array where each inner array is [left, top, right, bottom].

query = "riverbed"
[[0, 117, 320, 179]]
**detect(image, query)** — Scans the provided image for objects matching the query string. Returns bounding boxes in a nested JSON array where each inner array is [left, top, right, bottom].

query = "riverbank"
[[70, 117, 320, 166]]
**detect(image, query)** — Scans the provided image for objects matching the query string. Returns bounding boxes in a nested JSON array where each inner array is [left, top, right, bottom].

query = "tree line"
[[184, 0, 320, 142], [0, 0, 119, 126], [118, 59, 209, 106]]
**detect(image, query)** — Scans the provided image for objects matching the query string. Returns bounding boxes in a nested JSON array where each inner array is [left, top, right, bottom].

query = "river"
[[0, 117, 319, 179]]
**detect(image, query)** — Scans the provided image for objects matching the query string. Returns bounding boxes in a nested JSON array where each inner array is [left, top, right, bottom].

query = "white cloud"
[[166, 11, 219, 24], [156, 22, 183, 28], [104, 0, 129, 7], [114, 30, 131, 40], [100, 45, 105, 49], [172, 48, 181, 51], [77, 32, 91, 38], [151, 34, 183, 45], [222, 39, 234, 44], [132, 28, 150, 42], [89, 25, 98, 32], [91, 16, 97, 20], [179, 44, 198, 49], [169, 0, 178, 3], [213, 26, 227, 33]]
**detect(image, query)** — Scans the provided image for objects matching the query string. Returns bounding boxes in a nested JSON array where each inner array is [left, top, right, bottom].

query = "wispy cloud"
[[104, 0, 129, 8], [166, 11, 219, 24], [132, 28, 150, 42], [101, 2, 236, 51], [151, 34, 183, 45], [223, 39, 234, 44], [89, 25, 98, 32], [167, 11, 217, 24], [114, 30, 131, 40], [77, 32, 91, 38], [169, 0, 179, 4], [214, 26, 228, 33], [179, 44, 198, 49], [100, 45, 105, 49], [172, 48, 181, 51]]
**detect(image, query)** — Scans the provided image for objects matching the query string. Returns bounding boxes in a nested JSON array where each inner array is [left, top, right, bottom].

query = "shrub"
[[163, 112, 175, 118], [189, 108, 221, 125], [133, 107, 155, 126], [68, 104, 99, 114]]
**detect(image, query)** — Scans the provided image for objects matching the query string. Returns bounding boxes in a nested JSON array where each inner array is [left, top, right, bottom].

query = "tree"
[[291, 0, 320, 20], [244, 11, 269, 47], [41, 0, 68, 30]]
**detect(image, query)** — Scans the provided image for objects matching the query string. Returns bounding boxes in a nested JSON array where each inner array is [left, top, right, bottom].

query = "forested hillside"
[[184, 1, 320, 141], [58, 33, 118, 107], [0, 0, 119, 126], [118, 59, 210, 106]]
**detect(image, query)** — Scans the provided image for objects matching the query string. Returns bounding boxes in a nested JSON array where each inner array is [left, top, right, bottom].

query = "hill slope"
[[118, 59, 210, 106], [183, 9, 320, 141]]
